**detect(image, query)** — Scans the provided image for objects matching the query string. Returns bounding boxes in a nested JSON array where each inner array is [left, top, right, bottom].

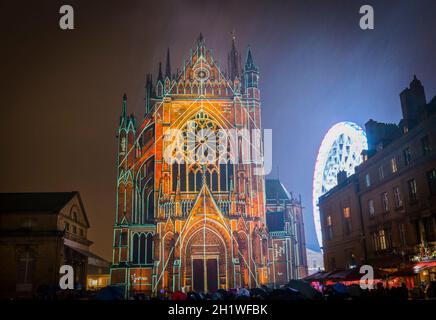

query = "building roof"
[[64, 243, 110, 267], [266, 210, 286, 232], [0, 191, 90, 227], [0, 191, 79, 213], [265, 179, 292, 200]]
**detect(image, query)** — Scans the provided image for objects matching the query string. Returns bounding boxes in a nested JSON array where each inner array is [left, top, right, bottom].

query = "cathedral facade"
[[110, 34, 302, 296]]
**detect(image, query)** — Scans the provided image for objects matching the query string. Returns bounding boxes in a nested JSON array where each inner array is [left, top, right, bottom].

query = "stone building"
[[0, 192, 91, 298], [265, 179, 308, 284], [319, 76, 436, 279], [318, 174, 364, 270]]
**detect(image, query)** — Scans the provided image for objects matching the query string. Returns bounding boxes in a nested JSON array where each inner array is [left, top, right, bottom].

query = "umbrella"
[[236, 288, 250, 299], [332, 283, 348, 294], [286, 280, 320, 299], [172, 291, 187, 300], [96, 285, 124, 300]]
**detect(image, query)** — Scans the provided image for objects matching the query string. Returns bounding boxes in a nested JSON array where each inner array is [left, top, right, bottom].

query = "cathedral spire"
[[119, 93, 127, 127], [165, 48, 171, 79], [228, 30, 241, 80], [243, 46, 259, 89], [157, 61, 163, 82], [122, 93, 127, 117], [244, 46, 258, 72]]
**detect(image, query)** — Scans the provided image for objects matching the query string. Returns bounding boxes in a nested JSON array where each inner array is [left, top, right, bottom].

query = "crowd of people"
[[17, 279, 436, 300], [132, 280, 436, 301]]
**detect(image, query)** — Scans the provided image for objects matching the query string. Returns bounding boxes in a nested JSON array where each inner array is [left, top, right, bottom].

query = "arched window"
[[220, 163, 227, 191], [131, 233, 154, 265], [172, 163, 179, 192], [195, 170, 202, 191], [180, 163, 186, 191], [132, 234, 139, 264], [189, 170, 195, 191], [212, 170, 218, 191], [146, 234, 153, 264], [139, 234, 146, 264]]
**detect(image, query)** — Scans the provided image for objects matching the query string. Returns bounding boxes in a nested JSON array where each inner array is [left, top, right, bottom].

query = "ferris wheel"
[[312, 122, 368, 248]]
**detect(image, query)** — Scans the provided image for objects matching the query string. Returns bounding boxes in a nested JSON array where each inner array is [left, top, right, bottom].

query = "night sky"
[[1, 0, 435, 260]]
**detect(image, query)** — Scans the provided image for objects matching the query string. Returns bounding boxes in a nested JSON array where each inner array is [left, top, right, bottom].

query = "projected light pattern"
[[312, 122, 368, 248]]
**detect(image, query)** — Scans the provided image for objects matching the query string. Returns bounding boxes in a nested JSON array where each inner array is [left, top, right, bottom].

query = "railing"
[[159, 196, 248, 217]]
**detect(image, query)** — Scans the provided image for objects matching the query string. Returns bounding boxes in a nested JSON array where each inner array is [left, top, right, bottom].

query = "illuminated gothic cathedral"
[[110, 34, 307, 296]]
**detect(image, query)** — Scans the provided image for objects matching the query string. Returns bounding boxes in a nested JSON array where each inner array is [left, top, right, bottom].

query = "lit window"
[[343, 207, 352, 235], [326, 215, 333, 240], [372, 232, 379, 251], [394, 186, 402, 208], [343, 207, 350, 218], [365, 173, 371, 188], [403, 147, 411, 166], [379, 230, 387, 250], [378, 165, 384, 181], [391, 157, 398, 173], [368, 199, 375, 217], [381, 192, 389, 212], [407, 179, 418, 202]]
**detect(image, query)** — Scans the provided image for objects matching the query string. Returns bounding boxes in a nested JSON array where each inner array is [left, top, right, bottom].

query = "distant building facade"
[[319, 76, 436, 280], [0, 192, 92, 298], [265, 179, 308, 283], [306, 248, 324, 275]]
